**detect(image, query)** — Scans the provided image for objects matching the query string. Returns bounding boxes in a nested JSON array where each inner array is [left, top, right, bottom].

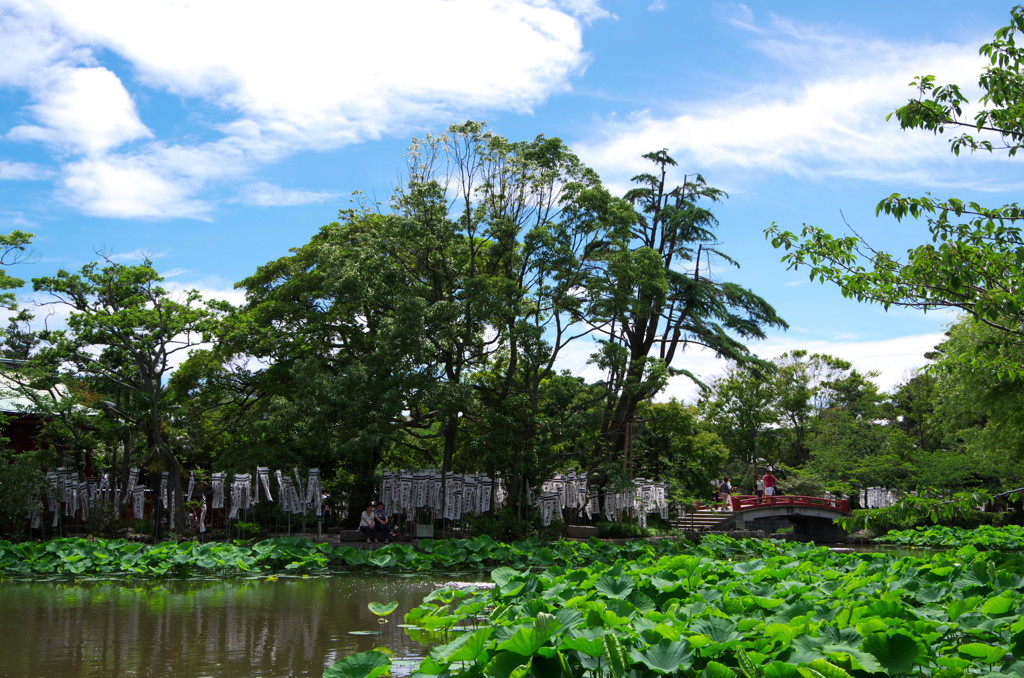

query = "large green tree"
[[590, 151, 787, 480], [631, 399, 729, 504], [697, 362, 777, 469], [804, 398, 915, 497], [699, 350, 885, 474], [227, 123, 630, 519], [30, 258, 226, 531], [925, 317, 1024, 486], [225, 206, 437, 516]]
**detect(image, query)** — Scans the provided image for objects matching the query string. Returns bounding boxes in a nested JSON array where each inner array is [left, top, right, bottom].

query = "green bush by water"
[[0, 535, 693, 578]]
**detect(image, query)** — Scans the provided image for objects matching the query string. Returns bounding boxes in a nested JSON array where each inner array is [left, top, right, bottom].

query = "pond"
[[0, 573, 473, 678]]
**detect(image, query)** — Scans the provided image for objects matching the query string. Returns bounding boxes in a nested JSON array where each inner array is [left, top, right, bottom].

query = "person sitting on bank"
[[359, 503, 377, 542], [374, 502, 392, 543]]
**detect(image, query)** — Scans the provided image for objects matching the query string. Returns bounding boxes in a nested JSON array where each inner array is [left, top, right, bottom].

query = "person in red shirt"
[[763, 471, 777, 497]]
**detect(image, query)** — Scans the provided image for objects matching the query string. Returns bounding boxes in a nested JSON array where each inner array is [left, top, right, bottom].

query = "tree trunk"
[[440, 418, 457, 536]]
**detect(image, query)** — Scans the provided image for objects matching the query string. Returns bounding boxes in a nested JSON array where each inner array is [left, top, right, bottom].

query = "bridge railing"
[[729, 494, 850, 513]]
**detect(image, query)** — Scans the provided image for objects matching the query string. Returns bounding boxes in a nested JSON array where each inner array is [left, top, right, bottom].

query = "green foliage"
[[234, 521, 263, 539], [595, 521, 651, 539], [633, 400, 730, 503], [875, 524, 1024, 550], [700, 350, 886, 476], [805, 409, 915, 496], [594, 151, 787, 468], [773, 468, 824, 499], [322, 650, 390, 678], [837, 489, 1010, 533], [926, 319, 1024, 485], [0, 448, 45, 535], [0, 536, 332, 577], [698, 362, 778, 467], [0, 535, 701, 578], [372, 536, 1024, 678], [366, 600, 399, 617], [462, 510, 540, 542], [0, 230, 33, 311]]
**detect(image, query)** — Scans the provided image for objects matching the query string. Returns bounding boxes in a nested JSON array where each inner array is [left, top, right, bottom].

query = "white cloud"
[[7, 66, 150, 155], [26, 0, 590, 131], [103, 248, 166, 264], [554, 0, 615, 23], [0, 2, 83, 87], [0, 160, 54, 180], [239, 182, 342, 207], [0, 0, 600, 219], [51, 136, 268, 218], [60, 156, 210, 219], [719, 3, 755, 31], [657, 331, 947, 404], [575, 15, 991, 192], [163, 276, 247, 308]]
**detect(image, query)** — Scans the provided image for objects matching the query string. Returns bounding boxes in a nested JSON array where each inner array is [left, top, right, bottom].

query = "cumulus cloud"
[[7, 66, 151, 155], [0, 3, 81, 87], [239, 182, 342, 207], [0, 0, 599, 219], [60, 156, 210, 219]]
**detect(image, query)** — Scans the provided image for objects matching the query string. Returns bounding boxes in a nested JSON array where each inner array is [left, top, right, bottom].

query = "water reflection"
[[0, 573, 463, 678]]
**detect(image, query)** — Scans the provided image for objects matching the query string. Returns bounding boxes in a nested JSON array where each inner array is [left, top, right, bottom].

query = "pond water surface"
[[0, 573, 471, 678]]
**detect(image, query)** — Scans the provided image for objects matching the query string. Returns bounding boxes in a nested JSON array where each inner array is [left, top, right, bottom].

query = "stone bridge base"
[[740, 515, 848, 543]]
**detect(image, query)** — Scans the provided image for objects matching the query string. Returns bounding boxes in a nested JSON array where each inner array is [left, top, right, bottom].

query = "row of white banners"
[[35, 467, 321, 533], [34, 467, 668, 530], [379, 470, 669, 527]]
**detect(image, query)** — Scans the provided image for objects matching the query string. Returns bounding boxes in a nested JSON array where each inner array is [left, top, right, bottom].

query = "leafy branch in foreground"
[[765, 6, 1024, 376]]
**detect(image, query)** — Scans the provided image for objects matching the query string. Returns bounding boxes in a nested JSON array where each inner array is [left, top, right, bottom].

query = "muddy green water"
[[0, 574, 472, 678]]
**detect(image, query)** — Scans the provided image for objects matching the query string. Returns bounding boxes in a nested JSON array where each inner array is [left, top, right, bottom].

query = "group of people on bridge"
[[716, 471, 777, 511]]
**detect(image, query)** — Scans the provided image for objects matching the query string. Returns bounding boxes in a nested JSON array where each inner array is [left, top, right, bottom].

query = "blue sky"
[[0, 0, 1019, 401]]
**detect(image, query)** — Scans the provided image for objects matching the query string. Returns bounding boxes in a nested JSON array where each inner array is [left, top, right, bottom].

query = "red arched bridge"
[[729, 494, 850, 519], [677, 494, 850, 533]]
